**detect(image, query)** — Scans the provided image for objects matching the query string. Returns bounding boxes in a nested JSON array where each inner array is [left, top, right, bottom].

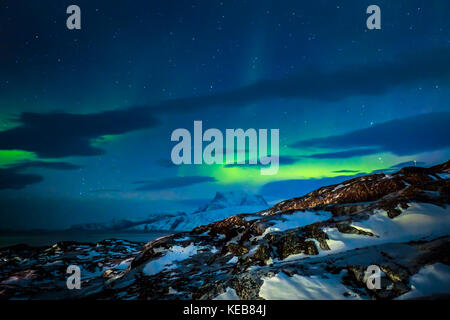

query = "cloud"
[[332, 169, 360, 173], [224, 155, 300, 168], [1, 49, 449, 160], [134, 176, 216, 191], [369, 160, 429, 175], [291, 112, 450, 156], [0, 161, 81, 190], [0, 168, 43, 190], [145, 48, 450, 113], [275, 156, 301, 165], [10, 161, 82, 171], [300, 148, 379, 159], [389, 161, 426, 169], [0, 109, 159, 158]]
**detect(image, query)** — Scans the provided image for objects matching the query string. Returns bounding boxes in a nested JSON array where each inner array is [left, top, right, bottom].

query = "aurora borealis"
[[0, 0, 449, 229]]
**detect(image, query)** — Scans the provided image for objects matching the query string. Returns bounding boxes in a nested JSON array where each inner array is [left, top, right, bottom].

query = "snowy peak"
[[195, 191, 268, 212]]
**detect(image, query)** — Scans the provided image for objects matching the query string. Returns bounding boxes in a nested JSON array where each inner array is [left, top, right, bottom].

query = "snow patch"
[[259, 271, 362, 300], [436, 173, 450, 179], [227, 256, 238, 264], [396, 263, 450, 299], [324, 203, 450, 255], [143, 244, 199, 276], [112, 258, 133, 270], [260, 210, 332, 237], [168, 287, 181, 295], [214, 287, 240, 300], [333, 184, 346, 191]]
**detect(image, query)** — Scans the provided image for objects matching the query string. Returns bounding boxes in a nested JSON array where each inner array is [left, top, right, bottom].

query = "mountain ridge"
[[194, 191, 268, 213], [69, 191, 269, 232]]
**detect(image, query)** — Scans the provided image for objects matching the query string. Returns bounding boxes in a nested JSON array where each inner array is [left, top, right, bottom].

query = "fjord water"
[[0, 230, 172, 248]]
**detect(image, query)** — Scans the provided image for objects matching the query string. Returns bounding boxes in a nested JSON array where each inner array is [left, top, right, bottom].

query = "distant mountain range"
[[69, 191, 269, 232], [194, 191, 268, 212]]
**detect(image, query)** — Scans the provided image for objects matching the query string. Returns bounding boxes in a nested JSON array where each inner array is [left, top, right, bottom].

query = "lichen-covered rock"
[[336, 223, 375, 237], [253, 244, 271, 265], [225, 243, 249, 256], [272, 233, 319, 260]]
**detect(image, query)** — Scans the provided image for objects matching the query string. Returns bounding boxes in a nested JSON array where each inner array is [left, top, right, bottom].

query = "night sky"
[[0, 0, 449, 229]]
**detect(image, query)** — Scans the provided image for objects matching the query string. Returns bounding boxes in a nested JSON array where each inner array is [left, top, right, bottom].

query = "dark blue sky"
[[0, 0, 449, 229]]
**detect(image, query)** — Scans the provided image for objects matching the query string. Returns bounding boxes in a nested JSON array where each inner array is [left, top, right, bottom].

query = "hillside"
[[1, 161, 449, 300]]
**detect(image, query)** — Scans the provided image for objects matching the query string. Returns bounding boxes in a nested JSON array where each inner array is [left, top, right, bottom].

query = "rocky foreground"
[[1, 161, 449, 300]]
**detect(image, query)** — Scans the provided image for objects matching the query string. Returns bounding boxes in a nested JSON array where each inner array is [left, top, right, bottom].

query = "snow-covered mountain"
[[69, 213, 187, 232], [129, 191, 268, 231], [69, 191, 269, 232], [194, 191, 268, 213]]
